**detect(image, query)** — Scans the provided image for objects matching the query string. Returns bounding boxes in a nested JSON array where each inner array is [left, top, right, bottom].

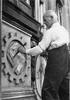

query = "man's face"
[[43, 15, 52, 28]]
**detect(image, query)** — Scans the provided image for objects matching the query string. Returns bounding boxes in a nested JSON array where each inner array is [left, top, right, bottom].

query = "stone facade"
[[1, 0, 70, 100]]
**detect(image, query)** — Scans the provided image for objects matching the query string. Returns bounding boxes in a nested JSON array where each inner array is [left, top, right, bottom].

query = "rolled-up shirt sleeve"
[[26, 45, 43, 56], [38, 30, 52, 51], [26, 29, 52, 56]]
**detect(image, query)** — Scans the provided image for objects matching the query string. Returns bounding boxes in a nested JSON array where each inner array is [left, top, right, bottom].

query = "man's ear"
[[47, 16, 52, 21], [50, 16, 54, 22], [50, 16, 53, 19]]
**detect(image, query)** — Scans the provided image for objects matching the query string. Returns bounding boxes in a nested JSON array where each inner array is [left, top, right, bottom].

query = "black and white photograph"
[[0, 0, 70, 100]]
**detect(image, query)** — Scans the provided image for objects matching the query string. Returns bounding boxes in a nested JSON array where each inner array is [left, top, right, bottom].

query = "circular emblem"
[[2, 32, 27, 84]]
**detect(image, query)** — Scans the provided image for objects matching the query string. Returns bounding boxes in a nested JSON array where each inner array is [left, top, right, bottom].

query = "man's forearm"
[[26, 46, 43, 56]]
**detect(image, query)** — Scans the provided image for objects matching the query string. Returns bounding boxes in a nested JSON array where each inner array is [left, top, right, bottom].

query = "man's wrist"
[[26, 49, 31, 56], [26, 49, 27, 54], [26, 49, 29, 55]]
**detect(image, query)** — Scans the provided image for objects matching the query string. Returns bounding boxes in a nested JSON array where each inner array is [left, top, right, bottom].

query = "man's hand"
[[17, 46, 26, 54]]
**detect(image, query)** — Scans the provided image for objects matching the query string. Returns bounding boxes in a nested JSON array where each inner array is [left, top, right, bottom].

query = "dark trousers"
[[59, 77, 69, 100], [42, 44, 69, 100]]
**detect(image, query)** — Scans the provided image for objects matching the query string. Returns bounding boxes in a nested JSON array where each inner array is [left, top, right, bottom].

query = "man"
[[17, 10, 69, 100]]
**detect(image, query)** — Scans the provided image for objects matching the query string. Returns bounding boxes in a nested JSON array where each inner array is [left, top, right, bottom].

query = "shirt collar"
[[52, 22, 60, 28]]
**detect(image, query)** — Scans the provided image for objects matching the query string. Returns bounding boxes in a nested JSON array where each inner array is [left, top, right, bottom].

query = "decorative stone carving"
[[2, 21, 31, 86], [2, 32, 27, 84]]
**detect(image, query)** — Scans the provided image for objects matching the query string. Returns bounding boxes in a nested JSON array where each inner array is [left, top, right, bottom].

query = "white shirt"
[[39, 22, 69, 50], [26, 22, 69, 56]]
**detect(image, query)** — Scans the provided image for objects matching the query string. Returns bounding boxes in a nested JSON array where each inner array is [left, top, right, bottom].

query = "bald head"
[[43, 10, 58, 28], [43, 10, 58, 22]]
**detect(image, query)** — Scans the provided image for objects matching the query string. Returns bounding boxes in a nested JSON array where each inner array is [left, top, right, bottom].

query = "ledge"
[[8, 0, 32, 16], [2, 87, 36, 100], [2, 0, 41, 41]]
